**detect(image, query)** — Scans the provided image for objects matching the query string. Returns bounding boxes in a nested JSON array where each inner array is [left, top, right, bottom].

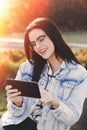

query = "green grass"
[[62, 30, 87, 44]]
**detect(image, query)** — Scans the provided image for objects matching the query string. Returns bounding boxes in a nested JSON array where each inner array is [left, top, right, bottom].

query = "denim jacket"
[[1, 60, 87, 130]]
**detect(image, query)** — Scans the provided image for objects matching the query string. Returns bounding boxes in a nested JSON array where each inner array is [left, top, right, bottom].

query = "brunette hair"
[[24, 17, 79, 82]]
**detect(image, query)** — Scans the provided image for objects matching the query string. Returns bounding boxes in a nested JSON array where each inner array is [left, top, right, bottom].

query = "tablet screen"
[[6, 78, 41, 98]]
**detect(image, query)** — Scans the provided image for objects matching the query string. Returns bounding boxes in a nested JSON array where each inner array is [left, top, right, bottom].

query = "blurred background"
[[0, 0, 87, 34], [0, 0, 87, 129]]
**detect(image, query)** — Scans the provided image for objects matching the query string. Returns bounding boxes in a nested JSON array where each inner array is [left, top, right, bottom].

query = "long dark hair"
[[24, 17, 79, 82]]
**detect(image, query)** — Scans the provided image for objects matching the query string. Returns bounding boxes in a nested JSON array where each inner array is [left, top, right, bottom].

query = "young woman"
[[1, 17, 87, 130]]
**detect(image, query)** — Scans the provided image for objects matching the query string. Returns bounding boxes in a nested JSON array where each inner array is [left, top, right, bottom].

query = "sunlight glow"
[[0, 0, 9, 8], [0, 0, 9, 18]]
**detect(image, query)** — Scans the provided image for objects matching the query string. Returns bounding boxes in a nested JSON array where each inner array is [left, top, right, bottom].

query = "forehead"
[[28, 29, 46, 41]]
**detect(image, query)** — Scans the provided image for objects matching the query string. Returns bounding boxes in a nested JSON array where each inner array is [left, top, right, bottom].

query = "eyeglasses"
[[30, 35, 46, 47]]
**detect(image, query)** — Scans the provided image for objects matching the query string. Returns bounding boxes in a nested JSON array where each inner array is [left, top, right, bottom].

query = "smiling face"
[[28, 29, 56, 61]]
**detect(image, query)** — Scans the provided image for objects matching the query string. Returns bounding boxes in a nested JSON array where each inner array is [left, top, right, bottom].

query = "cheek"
[[48, 42, 55, 52], [33, 47, 38, 53]]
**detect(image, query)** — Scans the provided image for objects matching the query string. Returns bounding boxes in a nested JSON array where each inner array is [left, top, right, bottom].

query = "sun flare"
[[0, 0, 9, 8], [0, 0, 9, 18]]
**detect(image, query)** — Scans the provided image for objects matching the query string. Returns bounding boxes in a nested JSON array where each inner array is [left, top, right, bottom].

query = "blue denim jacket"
[[1, 60, 87, 130]]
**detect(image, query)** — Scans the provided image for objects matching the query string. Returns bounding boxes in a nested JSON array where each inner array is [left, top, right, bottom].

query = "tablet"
[[6, 78, 41, 98]]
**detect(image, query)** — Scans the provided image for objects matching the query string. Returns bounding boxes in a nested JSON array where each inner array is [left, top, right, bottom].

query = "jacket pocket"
[[60, 79, 79, 100]]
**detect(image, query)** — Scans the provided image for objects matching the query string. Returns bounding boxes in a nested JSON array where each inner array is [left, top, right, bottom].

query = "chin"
[[40, 56, 48, 59]]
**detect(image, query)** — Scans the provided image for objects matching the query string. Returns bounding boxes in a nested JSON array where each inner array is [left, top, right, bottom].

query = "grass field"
[[62, 30, 87, 44]]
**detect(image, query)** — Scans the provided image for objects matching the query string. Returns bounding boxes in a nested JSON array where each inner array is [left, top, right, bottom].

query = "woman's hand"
[[40, 90, 59, 109], [5, 85, 23, 107]]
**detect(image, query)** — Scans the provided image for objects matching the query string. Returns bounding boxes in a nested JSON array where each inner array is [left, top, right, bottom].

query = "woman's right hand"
[[5, 85, 23, 107]]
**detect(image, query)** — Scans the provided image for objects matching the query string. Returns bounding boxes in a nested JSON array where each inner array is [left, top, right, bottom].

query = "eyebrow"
[[30, 34, 45, 43]]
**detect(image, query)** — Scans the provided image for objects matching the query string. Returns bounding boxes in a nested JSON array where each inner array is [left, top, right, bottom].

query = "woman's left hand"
[[40, 90, 59, 109]]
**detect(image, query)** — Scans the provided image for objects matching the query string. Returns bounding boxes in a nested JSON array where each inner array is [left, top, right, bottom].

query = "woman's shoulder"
[[67, 61, 87, 77], [20, 60, 33, 67], [16, 60, 34, 80], [19, 60, 34, 72]]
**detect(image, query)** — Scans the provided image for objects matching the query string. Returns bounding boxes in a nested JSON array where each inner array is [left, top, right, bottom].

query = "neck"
[[48, 57, 63, 74]]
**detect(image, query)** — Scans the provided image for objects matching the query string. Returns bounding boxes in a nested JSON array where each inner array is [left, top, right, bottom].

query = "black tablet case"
[[6, 78, 41, 98]]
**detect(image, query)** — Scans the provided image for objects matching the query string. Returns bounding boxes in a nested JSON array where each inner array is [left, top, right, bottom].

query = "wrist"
[[51, 99, 59, 109]]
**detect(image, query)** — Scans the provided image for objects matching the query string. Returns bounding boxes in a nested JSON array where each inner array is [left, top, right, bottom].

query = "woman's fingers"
[[40, 90, 59, 109], [40, 90, 53, 105], [5, 85, 12, 91], [5, 85, 22, 107], [7, 90, 21, 99]]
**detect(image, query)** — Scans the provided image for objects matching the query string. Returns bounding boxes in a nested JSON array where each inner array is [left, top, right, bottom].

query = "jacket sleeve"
[[7, 98, 26, 116], [50, 76, 87, 126], [6, 61, 32, 117]]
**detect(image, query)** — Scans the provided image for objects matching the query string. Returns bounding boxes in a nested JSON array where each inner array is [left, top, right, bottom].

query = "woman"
[[1, 17, 87, 130]]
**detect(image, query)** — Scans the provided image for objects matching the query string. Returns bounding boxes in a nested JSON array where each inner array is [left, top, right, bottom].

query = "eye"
[[38, 35, 46, 42]]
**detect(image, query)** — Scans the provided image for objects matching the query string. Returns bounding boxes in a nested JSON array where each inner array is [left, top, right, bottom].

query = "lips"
[[39, 48, 47, 55]]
